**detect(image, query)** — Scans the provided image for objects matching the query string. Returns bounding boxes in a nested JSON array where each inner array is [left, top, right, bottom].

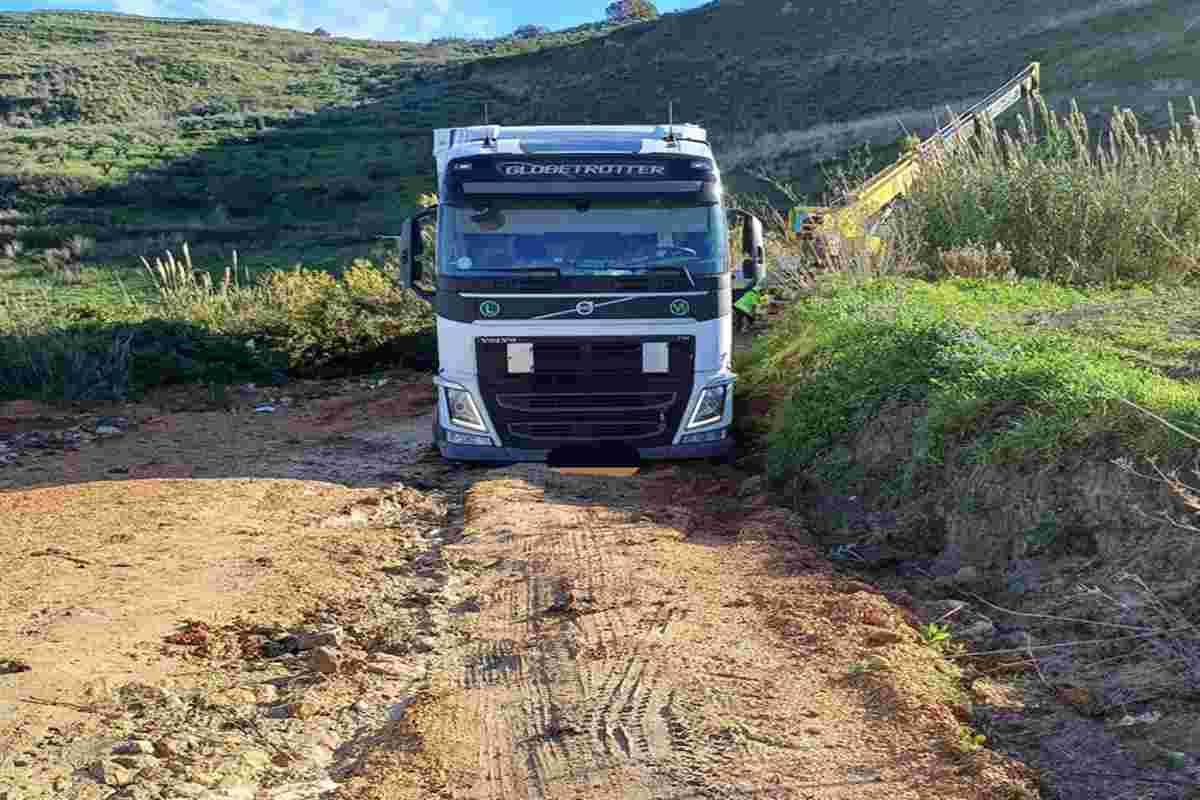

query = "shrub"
[[141, 245, 433, 374], [256, 260, 431, 372], [605, 0, 659, 22]]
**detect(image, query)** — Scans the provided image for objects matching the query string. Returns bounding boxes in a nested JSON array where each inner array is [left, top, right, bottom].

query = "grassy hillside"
[[6, 2, 1200, 265], [0, 11, 635, 276]]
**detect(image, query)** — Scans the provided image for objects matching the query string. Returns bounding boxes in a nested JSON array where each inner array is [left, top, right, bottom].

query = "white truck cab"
[[395, 123, 765, 464]]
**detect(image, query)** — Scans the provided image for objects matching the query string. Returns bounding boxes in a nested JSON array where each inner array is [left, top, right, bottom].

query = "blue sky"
[[0, 0, 700, 41]]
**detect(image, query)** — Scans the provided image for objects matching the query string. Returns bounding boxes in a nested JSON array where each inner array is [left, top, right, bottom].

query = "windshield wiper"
[[646, 264, 696, 288]]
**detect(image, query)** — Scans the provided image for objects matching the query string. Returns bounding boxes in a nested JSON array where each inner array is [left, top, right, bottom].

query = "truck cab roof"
[[433, 124, 714, 179]]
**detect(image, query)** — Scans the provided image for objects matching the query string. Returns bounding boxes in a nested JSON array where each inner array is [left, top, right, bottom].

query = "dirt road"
[[0, 372, 1038, 800]]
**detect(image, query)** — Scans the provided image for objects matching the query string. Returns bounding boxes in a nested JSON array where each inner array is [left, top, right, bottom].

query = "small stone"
[[863, 625, 906, 646], [96, 425, 123, 436], [295, 626, 343, 651], [90, 759, 137, 787], [113, 739, 155, 755], [310, 646, 340, 674], [353, 700, 371, 713], [165, 783, 207, 798], [253, 684, 279, 704]]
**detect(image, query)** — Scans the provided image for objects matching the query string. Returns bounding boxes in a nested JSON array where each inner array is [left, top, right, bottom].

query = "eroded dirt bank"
[[2, 373, 1036, 799], [780, 398, 1200, 800]]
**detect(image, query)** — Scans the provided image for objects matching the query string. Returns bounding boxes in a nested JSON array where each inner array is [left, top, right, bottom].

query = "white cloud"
[[111, 0, 168, 16], [105, 0, 497, 41]]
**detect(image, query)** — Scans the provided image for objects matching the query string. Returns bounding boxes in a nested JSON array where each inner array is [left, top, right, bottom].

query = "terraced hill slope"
[[3, 2, 1199, 263]]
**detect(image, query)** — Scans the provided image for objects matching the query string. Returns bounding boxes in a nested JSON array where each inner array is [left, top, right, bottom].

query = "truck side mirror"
[[393, 205, 436, 301], [741, 214, 765, 283]]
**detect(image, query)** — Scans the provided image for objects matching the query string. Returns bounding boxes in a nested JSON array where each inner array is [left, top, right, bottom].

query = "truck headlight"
[[687, 385, 727, 429], [445, 387, 486, 431]]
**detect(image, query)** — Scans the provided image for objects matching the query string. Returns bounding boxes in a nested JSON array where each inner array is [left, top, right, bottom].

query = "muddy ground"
[[0, 369, 1085, 799]]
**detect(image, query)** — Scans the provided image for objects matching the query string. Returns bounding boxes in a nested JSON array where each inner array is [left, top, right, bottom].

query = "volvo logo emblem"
[[479, 300, 501, 318], [575, 300, 595, 316], [669, 299, 690, 316]]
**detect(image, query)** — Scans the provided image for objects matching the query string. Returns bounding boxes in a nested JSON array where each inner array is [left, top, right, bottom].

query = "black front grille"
[[476, 336, 694, 449], [495, 392, 675, 413]]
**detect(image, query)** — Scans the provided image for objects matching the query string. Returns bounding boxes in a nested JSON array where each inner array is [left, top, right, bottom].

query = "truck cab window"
[[439, 199, 728, 275]]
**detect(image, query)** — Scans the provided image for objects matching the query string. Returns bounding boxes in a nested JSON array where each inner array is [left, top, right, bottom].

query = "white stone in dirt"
[[90, 759, 137, 786], [113, 739, 155, 755], [96, 425, 123, 436], [310, 646, 340, 674]]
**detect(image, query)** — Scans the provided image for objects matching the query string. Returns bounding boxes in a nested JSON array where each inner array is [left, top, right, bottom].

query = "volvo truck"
[[394, 123, 765, 464]]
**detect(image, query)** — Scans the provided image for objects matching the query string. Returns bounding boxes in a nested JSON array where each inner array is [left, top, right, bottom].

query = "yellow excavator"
[[787, 62, 1041, 265]]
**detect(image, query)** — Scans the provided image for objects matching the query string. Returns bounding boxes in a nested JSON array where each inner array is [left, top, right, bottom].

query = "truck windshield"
[[438, 198, 728, 275]]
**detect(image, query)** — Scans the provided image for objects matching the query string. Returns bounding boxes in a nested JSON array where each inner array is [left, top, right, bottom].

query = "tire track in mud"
[[432, 468, 706, 800], [377, 465, 1041, 800]]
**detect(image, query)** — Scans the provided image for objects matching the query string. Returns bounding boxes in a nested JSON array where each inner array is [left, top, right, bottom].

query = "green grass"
[[740, 276, 1200, 485]]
